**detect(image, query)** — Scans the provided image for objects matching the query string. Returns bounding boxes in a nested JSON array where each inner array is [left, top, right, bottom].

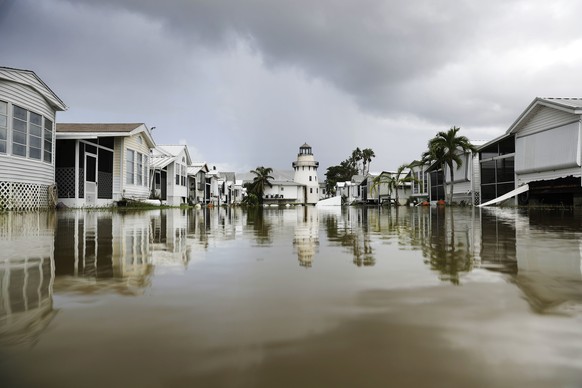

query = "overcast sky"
[[2, 0, 582, 174]]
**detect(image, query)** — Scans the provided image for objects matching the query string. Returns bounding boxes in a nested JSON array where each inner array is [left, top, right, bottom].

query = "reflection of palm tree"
[[246, 207, 272, 245], [324, 208, 376, 267], [422, 208, 473, 284]]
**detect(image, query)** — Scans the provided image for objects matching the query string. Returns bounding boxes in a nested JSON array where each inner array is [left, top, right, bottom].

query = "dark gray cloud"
[[2, 0, 582, 172]]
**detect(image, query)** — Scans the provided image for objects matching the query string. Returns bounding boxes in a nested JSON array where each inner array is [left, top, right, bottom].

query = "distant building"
[[292, 143, 320, 205], [0, 67, 67, 210], [150, 144, 191, 206]]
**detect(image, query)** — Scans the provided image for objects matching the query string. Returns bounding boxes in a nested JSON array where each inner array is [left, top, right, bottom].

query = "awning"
[[478, 184, 529, 207]]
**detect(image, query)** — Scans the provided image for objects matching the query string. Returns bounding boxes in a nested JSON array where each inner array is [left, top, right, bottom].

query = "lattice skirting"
[[0, 181, 55, 211]]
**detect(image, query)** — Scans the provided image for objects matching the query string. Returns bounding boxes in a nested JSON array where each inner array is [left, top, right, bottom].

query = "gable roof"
[[56, 123, 156, 148], [0, 67, 67, 111], [188, 162, 210, 176], [156, 145, 192, 165], [506, 97, 582, 135]]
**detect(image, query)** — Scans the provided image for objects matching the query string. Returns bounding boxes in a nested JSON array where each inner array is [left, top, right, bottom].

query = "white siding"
[[0, 80, 57, 186], [517, 105, 579, 137], [515, 122, 580, 174], [116, 133, 151, 200], [0, 69, 64, 110]]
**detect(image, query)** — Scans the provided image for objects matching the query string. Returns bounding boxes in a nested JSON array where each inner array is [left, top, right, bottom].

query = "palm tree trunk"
[[448, 163, 454, 204]]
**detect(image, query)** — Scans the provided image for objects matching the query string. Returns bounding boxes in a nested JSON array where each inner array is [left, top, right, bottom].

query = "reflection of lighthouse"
[[292, 143, 320, 205], [293, 207, 319, 267]]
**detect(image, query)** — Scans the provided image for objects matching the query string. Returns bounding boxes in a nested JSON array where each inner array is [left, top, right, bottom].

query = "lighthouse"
[[292, 143, 319, 205]]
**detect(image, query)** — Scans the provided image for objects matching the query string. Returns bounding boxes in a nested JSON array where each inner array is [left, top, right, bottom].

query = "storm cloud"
[[2, 0, 582, 172]]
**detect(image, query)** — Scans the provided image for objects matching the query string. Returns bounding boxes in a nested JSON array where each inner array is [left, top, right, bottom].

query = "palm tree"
[[426, 127, 477, 204], [392, 163, 415, 205], [370, 173, 395, 205], [249, 166, 274, 202], [370, 164, 415, 206], [361, 148, 375, 176], [350, 147, 363, 174]]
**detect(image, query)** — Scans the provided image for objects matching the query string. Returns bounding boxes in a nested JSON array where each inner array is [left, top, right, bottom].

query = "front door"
[[85, 153, 97, 205]]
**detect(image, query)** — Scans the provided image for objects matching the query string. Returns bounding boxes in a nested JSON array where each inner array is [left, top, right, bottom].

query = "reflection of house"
[[0, 212, 56, 346], [53, 211, 152, 290], [149, 145, 192, 206], [0, 67, 67, 210], [56, 123, 156, 207], [149, 209, 189, 268]]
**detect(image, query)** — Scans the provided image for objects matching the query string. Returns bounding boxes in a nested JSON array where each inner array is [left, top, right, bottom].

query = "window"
[[8, 104, 53, 162], [44, 118, 53, 163], [309, 176, 312, 181], [136, 153, 143, 185], [0, 101, 6, 154], [12, 105, 27, 157], [28, 112, 42, 160], [176, 164, 180, 185], [126, 149, 135, 184], [143, 155, 148, 186], [310, 188, 313, 193]]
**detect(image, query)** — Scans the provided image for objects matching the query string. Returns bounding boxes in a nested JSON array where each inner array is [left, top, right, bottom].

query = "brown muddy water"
[[0, 206, 581, 387]]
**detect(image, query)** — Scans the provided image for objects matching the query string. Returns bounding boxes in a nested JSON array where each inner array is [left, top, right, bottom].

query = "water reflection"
[[0, 212, 56, 347], [293, 207, 319, 267], [54, 211, 153, 293], [323, 207, 375, 267], [0, 205, 582, 352]]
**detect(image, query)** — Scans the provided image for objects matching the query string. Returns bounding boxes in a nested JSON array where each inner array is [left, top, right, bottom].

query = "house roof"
[[56, 123, 156, 148], [222, 172, 236, 182], [238, 169, 295, 183], [188, 163, 210, 176], [155, 145, 192, 166], [0, 67, 67, 111], [506, 97, 582, 135]]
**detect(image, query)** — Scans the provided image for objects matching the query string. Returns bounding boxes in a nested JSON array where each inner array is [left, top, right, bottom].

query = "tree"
[[391, 163, 416, 205], [248, 166, 274, 203], [350, 147, 363, 174], [324, 147, 376, 195], [425, 127, 477, 204], [361, 148, 375, 176], [370, 163, 414, 206]]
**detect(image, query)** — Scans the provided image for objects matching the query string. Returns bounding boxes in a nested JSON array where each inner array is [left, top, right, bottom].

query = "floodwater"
[[1, 206, 582, 387]]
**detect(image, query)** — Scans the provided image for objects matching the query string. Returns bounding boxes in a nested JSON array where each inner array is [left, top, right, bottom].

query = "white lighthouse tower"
[[293, 143, 319, 205]]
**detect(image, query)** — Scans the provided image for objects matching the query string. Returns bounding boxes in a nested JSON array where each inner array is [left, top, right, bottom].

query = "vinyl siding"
[[515, 122, 580, 174], [517, 105, 579, 137], [0, 80, 57, 186], [115, 133, 151, 200], [0, 69, 65, 111]]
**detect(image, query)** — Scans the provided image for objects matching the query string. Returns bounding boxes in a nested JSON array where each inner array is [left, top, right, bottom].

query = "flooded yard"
[[1, 206, 582, 387]]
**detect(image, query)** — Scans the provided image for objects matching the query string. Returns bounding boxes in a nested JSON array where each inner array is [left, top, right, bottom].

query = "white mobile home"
[[188, 162, 209, 204], [0, 67, 67, 210], [505, 97, 582, 206], [150, 145, 191, 206], [55, 123, 155, 207]]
